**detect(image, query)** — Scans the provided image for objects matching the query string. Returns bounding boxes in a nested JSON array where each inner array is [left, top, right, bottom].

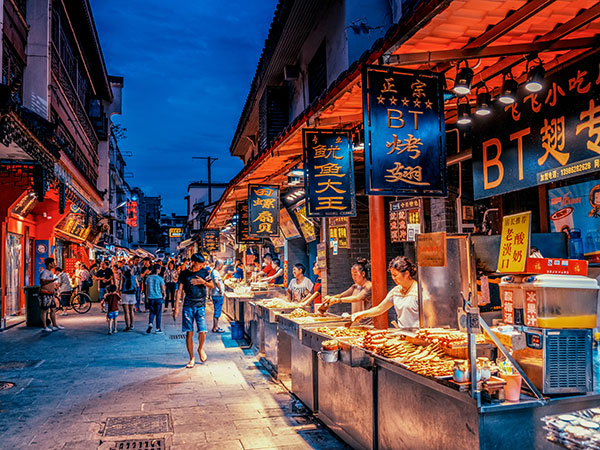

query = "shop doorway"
[[5, 233, 23, 316]]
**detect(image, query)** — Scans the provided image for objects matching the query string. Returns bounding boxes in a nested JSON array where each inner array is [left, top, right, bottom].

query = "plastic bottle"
[[569, 228, 584, 260]]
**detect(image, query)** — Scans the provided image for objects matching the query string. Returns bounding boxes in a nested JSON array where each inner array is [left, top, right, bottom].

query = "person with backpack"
[[120, 262, 138, 331]]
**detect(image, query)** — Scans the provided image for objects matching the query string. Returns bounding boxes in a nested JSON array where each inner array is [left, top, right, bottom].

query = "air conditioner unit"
[[284, 65, 300, 81]]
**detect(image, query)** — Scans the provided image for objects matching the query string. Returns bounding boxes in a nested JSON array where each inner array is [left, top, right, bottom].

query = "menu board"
[[328, 216, 350, 248], [201, 229, 220, 253], [389, 198, 422, 242]]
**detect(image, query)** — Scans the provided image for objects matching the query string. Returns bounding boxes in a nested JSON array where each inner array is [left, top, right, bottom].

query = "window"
[[308, 41, 327, 103]]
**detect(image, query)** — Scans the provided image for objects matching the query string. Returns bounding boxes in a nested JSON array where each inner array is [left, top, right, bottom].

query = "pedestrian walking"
[[140, 257, 152, 311], [210, 260, 225, 333], [131, 255, 142, 312], [174, 253, 214, 368], [39, 257, 64, 332], [104, 284, 121, 334], [146, 265, 166, 334], [93, 261, 113, 312], [163, 261, 178, 312], [120, 262, 137, 331], [74, 262, 92, 295], [55, 267, 73, 316]]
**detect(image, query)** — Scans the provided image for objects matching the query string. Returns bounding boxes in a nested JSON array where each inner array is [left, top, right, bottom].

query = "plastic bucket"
[[500, 373, 522, 402], [230, 321, 244, 340]]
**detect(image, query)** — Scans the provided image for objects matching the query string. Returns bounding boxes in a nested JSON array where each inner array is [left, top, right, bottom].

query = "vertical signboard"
[[328, 217, 350, 248], [497, 212, 531, 273], [34, 240, 49, 285], [303, 129, 356, 217], [389, 198, 422, 242], [201, 229, 220, 253], [248, 185, 280, 237], [473, 53, 600, 199], [236, 201, 261, 244], [363, 65, 446, 196]]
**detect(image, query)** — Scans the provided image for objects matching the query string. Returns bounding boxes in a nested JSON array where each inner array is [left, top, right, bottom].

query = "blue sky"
[[90, 1, 279, 215]]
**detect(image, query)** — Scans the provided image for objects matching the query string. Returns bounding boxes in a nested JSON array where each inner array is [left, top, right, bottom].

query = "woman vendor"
[[300, 262, 322, 310], [323, 259, 372, 321], [351, 256, 418, 328], [287, 263, 314, 304], [264, 258, 285, 285]]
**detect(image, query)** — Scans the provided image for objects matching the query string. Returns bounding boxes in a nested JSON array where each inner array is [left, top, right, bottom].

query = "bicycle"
[[55, 287, 92, 314]]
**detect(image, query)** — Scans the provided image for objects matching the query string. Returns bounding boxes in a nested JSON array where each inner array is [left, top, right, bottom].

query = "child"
[[104, 284, 121, 335]]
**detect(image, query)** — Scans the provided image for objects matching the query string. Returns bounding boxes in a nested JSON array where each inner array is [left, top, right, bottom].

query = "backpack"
[[122, 269, 136, 294]]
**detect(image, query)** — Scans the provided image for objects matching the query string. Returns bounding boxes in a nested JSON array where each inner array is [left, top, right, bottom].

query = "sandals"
[[212, 328, 225, 333]]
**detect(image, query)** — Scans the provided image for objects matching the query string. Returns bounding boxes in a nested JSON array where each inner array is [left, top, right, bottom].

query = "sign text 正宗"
[[248, 185, 280, 237], [363, 65, 446, 196], [473, 53, 600, 199], [303, 130, 356, 217]]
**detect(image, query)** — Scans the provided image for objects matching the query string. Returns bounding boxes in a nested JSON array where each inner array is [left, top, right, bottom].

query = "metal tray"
[[301, 325, 374, 368], [256, 303, 297, 323], [278, 314, 346, 339]]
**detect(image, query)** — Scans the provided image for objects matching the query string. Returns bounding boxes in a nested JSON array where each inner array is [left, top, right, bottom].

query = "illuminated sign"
[[248, 185, 280, 237], [126, 201, 138, 228], [497, 212, 531, 273], [169, 228, 183, 238]]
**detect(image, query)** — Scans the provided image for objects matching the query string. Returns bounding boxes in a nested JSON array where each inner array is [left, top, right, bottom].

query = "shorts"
[[121, 293, 136, 305], [39, 293, 56, 310], [182, 305, 207, 333], [212, 295, 224, 319], [107, 311, 119, 319]]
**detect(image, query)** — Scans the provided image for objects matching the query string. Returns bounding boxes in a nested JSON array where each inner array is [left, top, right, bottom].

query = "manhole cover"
[[169, 334, 185, 340], [104, 414, 171, 437], [0, 360, 42, 369], [0, 382, 15, 391], [106, 438, 167, 450]]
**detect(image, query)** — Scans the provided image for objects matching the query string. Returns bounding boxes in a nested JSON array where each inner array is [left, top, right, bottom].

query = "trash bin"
[[23, 286, 42, 328], [230, 321, 244, 340]]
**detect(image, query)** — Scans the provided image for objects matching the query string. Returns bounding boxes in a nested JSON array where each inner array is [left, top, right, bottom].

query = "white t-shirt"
[[288, 277, 314, 303], [56, 272, 73, 294], [383, 282, 419, 328], [40, 269, 56, 293]]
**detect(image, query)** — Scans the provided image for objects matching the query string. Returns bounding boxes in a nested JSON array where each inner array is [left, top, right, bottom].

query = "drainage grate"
[[107, 438, 167, 450], [169, 334, 186, 340], [104, 414, 171, 437], [0, 381, 15, 391], [0, 360, 42, 370]]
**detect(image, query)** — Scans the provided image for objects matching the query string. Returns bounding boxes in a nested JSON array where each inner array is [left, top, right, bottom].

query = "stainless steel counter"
[[257, 303, 296, 376]]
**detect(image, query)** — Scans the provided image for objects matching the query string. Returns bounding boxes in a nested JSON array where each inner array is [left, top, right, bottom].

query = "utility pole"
[[192, 157, 218, 205]]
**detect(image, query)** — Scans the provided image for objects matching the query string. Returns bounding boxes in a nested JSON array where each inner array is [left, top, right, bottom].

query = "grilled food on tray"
[[315, 326, 368, 338], [415, 328, 486, 347], [262, 298, 297, 309], [289, 308, 311, 318]]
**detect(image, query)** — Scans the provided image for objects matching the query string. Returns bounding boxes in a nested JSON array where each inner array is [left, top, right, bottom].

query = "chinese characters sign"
[[524, 290, 538, 327], [248, 185, 280, 237], [328, 216, 350, 248], [169, 228, 182, 238], [126, 201, 138, 228], [497, 212, 531, 273], [363, 66, 446, 196], [201, 229, 219, 253], [473, 53, 600, 199], [236, 201, 261, 244], [389, 198, 422, 242], [303, 130, 356, 217], [416, 232, 446, 267], [292, 203, 317, 243]]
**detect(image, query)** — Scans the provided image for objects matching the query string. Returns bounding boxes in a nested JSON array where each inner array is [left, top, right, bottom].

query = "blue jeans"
[[99, 287, 106, 303], [182, 305, 207, 333], [135, 285, 142, 310], [212, 295, 224, 319], [148, 298, 163, 330]]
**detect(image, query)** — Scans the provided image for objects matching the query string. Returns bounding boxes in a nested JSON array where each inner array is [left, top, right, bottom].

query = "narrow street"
[[0, 306, 346, 450]]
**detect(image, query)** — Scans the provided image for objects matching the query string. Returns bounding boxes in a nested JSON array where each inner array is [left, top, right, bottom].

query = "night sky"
[[90, 1, 279, 215]]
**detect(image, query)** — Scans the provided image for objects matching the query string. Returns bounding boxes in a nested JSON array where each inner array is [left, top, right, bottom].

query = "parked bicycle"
[[55, 287, 92, 314]]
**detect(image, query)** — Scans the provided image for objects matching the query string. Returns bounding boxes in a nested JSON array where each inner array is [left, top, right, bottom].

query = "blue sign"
[[473, 53, 600, 199], [248, 185, 280, 237], [303, 130, 356, 217], [34, 240, 49, 285], [363, 65, 446, 196], [548, 180, 600, 263]]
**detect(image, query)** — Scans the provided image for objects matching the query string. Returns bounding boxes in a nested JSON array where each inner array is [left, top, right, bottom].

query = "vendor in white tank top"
[[324, 258, 372, 322], [351, 256, 419, 328]]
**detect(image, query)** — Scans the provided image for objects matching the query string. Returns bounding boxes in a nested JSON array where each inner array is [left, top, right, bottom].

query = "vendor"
[[264, 258, 284, 285], [324, 258, 372, 322], [300, 262, 321, 310], [287, 263, 314, 304], [260, 253, 276, 279], [351, 256, 418, 328]]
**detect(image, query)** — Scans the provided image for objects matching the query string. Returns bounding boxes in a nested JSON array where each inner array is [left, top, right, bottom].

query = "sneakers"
[[146, 324, 153, 334], [130, 324, 135, 330], [124, 326, 131, 332], [61, 312, 68, 316], [113, 329, 118, 334], [42, 327, 53, 332], [155, 329, 163, 333], [54, 325, 65, 330], [108, 330, 112, 335]]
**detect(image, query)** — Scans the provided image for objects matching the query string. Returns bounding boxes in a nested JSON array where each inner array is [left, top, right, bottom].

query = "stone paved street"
[[0, 305, 347, 450]]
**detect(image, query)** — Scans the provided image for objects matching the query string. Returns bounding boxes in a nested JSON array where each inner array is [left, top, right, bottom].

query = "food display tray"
[[301, 325, 374, 368], [278, 314, 346, 339]]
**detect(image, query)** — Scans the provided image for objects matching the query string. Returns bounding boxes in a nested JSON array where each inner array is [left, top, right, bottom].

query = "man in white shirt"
[[39, 257, 64, 332]]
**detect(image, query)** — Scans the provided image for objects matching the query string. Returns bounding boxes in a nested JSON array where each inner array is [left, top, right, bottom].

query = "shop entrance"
[[5, 232, 23, 316]]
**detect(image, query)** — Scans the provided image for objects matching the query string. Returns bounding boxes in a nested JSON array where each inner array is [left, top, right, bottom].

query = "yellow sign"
[[497, 212, 531, 273], [169, 228, 183, 238]]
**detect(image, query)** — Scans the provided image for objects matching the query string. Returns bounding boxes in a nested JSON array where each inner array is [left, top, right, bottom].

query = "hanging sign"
[[473, 53, 600, 199], [169, 228, 182, 238], [389, 198, 422, 242], [126, 201, 138, 228], [303, 130, 356, 217], [497, 211, 531, 273], [248, 185, 280, 237], [201, 229, 220, 253], [328, 216, 350, 248], [236, 201, 261, 244], [416, 232, 447, 267], [363, 65, 446, 196], [292, 203, 317, 243]]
